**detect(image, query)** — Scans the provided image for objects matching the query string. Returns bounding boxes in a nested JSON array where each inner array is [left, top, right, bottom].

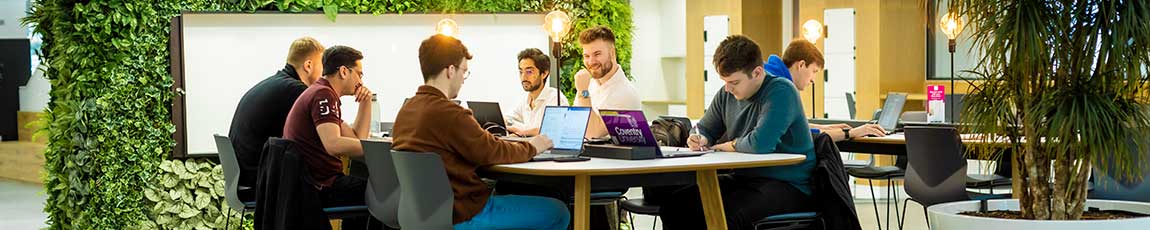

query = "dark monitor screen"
[[0, 39, 31, 87]]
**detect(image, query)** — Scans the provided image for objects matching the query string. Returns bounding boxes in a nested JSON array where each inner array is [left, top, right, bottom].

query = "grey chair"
[[214, 134, 255, 229], [900, 126, 1007, 229], [1089, 137, 1150, 202], [362, 140, 401, 229], [846, 92, 857, 120], [392, 151, 454, 229]]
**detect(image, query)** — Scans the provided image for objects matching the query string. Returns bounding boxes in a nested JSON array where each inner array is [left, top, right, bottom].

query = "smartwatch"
[[580, 90, 591, 98], [842, 127, 852, 140]]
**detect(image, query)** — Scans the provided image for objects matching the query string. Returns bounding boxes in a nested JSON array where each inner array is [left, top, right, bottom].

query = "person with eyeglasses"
[[504, 48, 569, 137], [282, 45, 376, 229]]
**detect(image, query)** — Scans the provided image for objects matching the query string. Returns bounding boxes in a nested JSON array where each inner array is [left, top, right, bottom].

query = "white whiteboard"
[[182, 13, 550, 154]]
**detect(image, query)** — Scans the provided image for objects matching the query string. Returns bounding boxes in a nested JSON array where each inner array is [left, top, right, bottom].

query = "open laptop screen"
[[878, 92, 908, 131], [539, 106, 592, 150], [601, 110, 658, 146]]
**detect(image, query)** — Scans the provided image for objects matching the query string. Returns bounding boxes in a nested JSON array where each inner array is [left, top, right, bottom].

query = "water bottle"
[[370, 94, 381, 134]]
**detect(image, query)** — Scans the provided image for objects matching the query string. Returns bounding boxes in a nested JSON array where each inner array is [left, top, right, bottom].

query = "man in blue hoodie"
[[765, 39, 886, 141]]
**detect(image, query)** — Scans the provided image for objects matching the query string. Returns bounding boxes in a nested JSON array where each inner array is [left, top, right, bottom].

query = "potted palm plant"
[[926, 0, 1150, 229]]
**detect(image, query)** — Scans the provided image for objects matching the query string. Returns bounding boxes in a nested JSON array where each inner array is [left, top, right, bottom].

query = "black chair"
[[845, 154, 905, 230], [899, 126, 1008, 229], [619, 198, 660, 230], [361, 140, 401, 229]]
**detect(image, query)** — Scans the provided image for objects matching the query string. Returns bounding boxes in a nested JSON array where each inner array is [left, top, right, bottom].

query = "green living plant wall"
[[23, 0, 631, 229]]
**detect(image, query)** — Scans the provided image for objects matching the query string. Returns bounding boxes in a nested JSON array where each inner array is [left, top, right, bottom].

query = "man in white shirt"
[[506, 48, 568, 137], [573, 26, 642, 138]]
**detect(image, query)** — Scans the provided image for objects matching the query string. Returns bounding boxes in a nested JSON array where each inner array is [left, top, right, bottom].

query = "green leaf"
[[144, 189, 159, 202], [324, 3, 339, 22]]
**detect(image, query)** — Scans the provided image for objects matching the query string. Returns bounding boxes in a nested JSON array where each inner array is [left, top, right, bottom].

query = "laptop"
[[602, 110, 707, 158], [876, 92, 908, 134], [466, 101, 509, 136], [531, 106, 593, 161]]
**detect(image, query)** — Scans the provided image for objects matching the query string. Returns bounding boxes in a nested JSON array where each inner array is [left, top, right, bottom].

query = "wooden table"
[[486, 152, 807, 230]]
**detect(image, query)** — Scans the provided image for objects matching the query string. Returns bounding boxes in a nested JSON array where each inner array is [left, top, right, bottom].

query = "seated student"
[[505, 48, 568, 137], [229, 37, 323, 199], [282, 45, 375, 228], [763, 39, 886, 141], [391, 34, 570, 230], [658, 35, 816, 230], [573, 26, 642, 138]]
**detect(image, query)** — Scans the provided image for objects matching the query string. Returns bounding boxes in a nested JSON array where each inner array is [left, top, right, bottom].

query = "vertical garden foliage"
[[23, 0, 631, 229]]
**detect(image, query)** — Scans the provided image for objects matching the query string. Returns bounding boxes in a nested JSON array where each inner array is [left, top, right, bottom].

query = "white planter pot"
[[927, 199, 1150, 230]]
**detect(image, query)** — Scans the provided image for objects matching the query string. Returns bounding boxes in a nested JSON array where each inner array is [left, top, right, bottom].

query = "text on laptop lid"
[[600, 110, 658, 146]]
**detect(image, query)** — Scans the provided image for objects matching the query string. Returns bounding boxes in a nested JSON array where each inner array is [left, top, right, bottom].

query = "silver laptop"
[[876, 92, 908, 134], [531, 106, 592, 161]]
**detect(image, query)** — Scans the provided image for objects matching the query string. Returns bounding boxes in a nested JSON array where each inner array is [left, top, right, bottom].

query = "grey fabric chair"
[[1089, 137, 1150, 202], [362, 140, 401, 229], [214, 134, 255, 229], [900, 126, 1007, 229], [392, 151, 454, 229]]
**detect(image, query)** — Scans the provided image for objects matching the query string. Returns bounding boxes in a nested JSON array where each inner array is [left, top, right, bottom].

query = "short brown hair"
[[419, 34, 473, 82], [285, 37, 324, 68], [713, 35, 762, 76], [782, 39, 825, 68], [579, 26, 616, 45]]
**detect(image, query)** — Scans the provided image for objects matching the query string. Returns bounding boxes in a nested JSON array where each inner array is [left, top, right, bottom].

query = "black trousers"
[[319, 174, 384, 229], [657, 174, 813, 230]]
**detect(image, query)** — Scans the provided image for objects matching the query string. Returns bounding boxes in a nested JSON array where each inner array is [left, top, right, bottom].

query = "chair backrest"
[[846, 92, 857, 120], [945, 94, 966, 123], [903, 126, 970, 207], [900, 111, 928, 122], [1089, 137, 1150, 202], [392, 151, 454, 229], [361, 140, 401, 228], [213, 134, 245, 212]]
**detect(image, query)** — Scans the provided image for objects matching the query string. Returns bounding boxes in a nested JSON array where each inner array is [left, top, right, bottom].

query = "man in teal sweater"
[[658, 35, 816, 230]]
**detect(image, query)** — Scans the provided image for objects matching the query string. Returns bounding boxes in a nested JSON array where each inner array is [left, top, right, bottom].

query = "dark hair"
[[579, 26, 616, 45], [419, 34, 473, 82], [712, 35, 763, 77], [517, 48, 551, 77], [321, 45, 364, 76], [782, 39, 825, 68]]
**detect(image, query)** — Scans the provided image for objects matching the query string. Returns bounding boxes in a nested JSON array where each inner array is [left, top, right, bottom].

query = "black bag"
[[651, 118, 690, 147]]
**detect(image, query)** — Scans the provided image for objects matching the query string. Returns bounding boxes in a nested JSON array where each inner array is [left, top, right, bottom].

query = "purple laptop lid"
[[600, 110, 659, 146]]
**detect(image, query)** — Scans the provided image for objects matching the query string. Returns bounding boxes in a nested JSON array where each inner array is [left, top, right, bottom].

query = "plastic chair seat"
[[847, 166, 905, 179], [966, 174, 1011, 188], [842, 159, 871, 169], [324, 205, 370, 219], [619, 199, 660, 215], [761, 212, 819, 222]]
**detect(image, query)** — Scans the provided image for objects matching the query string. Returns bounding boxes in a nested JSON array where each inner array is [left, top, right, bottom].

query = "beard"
[[521, 80, 543, 92], [589, 61, 614, 79]]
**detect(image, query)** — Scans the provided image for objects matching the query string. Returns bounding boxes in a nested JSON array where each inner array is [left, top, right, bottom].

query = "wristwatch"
[[842, 127, 852, 140], [580, 90, 591, 98]]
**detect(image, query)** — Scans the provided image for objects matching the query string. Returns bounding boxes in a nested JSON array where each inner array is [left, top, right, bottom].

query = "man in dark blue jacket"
[[764, 39, 886, 142]]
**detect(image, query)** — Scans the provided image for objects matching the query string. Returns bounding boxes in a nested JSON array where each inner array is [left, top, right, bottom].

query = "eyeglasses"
[[342, 66, 363, 78]]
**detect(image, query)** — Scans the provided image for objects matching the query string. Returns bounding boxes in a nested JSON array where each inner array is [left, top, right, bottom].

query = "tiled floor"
[[2, 179, 928, 230], [0, 179, 48, 229], [622, 186, 930, 230]]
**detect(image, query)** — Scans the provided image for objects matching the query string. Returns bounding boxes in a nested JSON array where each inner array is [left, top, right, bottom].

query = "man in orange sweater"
[[391, 34, 570, 230]]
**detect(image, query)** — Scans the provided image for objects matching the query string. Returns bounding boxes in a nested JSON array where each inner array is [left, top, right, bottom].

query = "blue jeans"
[[454, 195, 570, 230]]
